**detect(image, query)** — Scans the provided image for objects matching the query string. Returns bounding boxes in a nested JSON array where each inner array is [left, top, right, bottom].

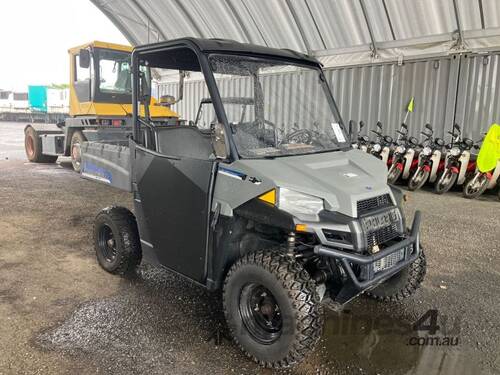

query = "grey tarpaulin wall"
[[90, 0, 500, 142]]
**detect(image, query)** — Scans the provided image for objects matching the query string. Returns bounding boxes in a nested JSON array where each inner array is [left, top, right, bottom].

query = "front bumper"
[[313, 211, 421, 291]]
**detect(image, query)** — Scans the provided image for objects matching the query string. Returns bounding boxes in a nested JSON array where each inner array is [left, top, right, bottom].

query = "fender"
[[428, 150, 442, 183], [402, 148, 416, 179], [380, 146, 390, 166], [457, 150, 471, 185], [487, 160, 500, 189]]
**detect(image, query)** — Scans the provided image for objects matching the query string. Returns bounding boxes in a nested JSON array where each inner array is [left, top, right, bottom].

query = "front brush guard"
[[314, 211, 421, 291]]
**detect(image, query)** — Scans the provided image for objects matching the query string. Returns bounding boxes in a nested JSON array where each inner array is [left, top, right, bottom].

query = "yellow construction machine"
[[24, 41, 179, 171]]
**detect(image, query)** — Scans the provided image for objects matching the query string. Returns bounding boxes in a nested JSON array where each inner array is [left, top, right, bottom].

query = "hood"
[[234, 149, 393, 217]]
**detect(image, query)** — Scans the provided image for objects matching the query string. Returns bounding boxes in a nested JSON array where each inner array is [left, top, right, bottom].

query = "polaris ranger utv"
[[85, 38, 426, 368]]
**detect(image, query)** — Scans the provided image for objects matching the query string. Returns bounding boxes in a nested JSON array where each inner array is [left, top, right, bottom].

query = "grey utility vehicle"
[[84, 38, 426, 368]]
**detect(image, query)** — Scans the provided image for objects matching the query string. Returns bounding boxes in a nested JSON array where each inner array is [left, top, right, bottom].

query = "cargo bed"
[[80, 141, 132, 192]]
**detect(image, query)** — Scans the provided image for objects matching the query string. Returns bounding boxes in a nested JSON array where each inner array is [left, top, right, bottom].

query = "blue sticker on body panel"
[[81, 161, 112, 184], [218, 166, 247, 180]]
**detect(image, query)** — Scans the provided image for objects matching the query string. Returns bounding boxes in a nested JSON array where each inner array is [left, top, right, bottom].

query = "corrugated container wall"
[[455, 53, 500, 142], [157, 52, 500, 143]]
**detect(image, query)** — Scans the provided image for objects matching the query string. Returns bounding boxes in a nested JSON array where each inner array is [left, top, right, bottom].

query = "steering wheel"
[[285, 129, 313, 144]]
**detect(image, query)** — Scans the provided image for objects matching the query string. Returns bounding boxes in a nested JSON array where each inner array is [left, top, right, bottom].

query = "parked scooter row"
[[349, 120, 500, 199]]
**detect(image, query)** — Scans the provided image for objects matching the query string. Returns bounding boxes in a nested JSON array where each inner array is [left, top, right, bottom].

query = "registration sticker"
[[331, 123, 346, 143]]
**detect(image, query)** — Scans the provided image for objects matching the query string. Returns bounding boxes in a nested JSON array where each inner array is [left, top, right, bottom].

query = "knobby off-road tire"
[[24, 126, 58, 163], [93, 206, 141, 275], [408, 168, 430, 191], [70, 131, 86, 172], [367, 250, 426, 302], [223, 249, 323, 368]]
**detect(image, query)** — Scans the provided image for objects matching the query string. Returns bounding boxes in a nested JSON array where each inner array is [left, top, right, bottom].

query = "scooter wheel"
[[463, 174, 489, 199], [408, 168, 430, 191], [387, 164, 403, 184], [434, 170, 458, 194]]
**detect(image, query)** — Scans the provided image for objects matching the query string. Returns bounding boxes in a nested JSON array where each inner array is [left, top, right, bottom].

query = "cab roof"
[[68, 41, 132, 54], [133, 37, 321, 67]]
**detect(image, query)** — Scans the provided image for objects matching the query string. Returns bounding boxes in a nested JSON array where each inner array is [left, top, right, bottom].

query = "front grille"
[[366, 223, 400, 251], [373, 249, 405, 273], [357, 194, 392, 216]]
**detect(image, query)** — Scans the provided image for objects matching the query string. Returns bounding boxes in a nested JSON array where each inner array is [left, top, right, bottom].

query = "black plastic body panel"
[[132, 143, 214, 283]]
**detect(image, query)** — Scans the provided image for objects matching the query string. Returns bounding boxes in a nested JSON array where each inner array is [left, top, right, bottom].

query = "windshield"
[[98, 49, 132, 94], [209, 54, 347, 158]]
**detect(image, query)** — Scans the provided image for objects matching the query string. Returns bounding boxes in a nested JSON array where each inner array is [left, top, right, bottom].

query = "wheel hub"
[[97, 224, 117, 263], [239, 284, 283, 344]]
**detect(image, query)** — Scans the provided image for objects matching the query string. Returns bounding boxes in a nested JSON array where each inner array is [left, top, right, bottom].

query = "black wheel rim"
[[97, 224, 117, 262], [239, 283, 282, 344]]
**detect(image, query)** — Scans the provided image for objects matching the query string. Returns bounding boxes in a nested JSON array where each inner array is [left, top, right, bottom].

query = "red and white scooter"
[[434, 124, 478, 194], [387, 123, 419, 184]]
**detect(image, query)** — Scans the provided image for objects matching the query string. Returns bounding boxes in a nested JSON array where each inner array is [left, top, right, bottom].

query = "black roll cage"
[[131, 38, 345, 162]]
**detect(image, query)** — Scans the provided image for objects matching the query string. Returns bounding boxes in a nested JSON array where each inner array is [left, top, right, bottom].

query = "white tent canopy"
[[91, 0, 500, 67]]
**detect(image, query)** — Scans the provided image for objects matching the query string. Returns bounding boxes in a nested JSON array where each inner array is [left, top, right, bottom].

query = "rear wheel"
[[367, 250, 426, 302], [93, 206, 141, 275], [434, 169, 458, 194], [24, 126, 58, 163], [408, 167, 430, 191], [223, 249, 323, 368], [70, 131, 86, 172], [463, 173, 489, 199]]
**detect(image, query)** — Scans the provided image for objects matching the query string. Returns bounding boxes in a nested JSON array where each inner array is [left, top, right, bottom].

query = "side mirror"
[[211, 123, 228, 159], [425, 123, 432, 131], [79, 49, 90, 69], [359, 121, 365, 131]]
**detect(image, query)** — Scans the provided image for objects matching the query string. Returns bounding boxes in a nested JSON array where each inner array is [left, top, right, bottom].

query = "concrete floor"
[[0, 121, 499, 375]]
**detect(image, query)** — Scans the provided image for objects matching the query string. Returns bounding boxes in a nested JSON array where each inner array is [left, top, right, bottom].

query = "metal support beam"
[[359, 0, 379, 57], [89, 0, 139, 45], [130, 0, 168, 42], [285, 0, 311, 54], [452, 0, 465, 48], [224, 0, 255, 44], [172, 0, 205, 38]]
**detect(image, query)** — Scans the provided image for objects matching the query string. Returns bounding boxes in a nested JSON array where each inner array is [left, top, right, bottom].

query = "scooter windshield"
[[208, 54, 348, 158]]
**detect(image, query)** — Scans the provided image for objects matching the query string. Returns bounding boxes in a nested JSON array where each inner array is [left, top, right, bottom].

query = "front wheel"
[[367, 250, 426, 302], [463, 173, 489, 199], [408, 167, 430, 191], [387, 163, 403, 184], [434, 169, 458, 194], [223, 249, 323, 368]]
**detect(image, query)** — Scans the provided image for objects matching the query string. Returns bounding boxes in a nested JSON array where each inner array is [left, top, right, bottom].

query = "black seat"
[[155, 126, 213, 159]]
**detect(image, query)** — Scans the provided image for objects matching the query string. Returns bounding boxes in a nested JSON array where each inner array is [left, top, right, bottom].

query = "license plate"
[[361, 209, 399, 232], [373, 248, 405, 273]]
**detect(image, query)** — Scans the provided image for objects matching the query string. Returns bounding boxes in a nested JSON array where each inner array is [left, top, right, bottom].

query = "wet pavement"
[[0, 121, 499, 374]]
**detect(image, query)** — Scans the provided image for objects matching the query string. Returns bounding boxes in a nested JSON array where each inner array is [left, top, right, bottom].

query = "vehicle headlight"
[[422, 146, 432, 156], [372, 143, 382, 152], [450, 147, 461, 156], [278, 188, 324, 216], [396, 145, 406, 154]]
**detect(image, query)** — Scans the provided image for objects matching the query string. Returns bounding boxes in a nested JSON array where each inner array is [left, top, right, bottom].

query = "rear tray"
[[80, 141, 131, 192]]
